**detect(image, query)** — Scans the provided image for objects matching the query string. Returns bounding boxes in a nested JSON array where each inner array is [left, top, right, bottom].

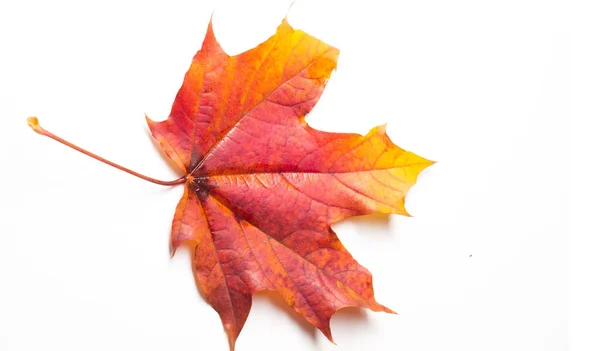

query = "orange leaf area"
[[147, 18, 432, 350]]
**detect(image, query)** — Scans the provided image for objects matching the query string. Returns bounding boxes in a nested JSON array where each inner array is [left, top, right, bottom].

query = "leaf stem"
[[27, 117, 186, 186]]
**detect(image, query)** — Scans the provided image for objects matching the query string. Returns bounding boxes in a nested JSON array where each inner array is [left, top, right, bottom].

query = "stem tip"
[[27, 117, 42, 133]]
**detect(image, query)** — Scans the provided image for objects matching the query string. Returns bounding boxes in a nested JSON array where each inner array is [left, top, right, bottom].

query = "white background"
[[0, 0, 579, 350]]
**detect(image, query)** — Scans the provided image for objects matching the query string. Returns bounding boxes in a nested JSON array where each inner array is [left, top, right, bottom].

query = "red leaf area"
[[146, 18, 432, 350]]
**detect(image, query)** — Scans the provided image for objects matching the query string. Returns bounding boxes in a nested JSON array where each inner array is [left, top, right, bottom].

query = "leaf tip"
[[144, 113, 154, 127], [284, 0, 297, 21], [225, 324, 238, 351], [321, 325, 336, 345], [383, 305, 397, 314], [369, 123, 388, 137], [205, 11, 219, 45], [418, 157, 437, 175], [169, 243, 176, 259]]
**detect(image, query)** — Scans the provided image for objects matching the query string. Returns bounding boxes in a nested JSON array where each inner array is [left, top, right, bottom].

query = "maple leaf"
[[28, 18, 432, 351]]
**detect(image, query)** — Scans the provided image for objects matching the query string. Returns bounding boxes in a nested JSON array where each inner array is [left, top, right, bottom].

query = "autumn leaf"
[[28, 17, 432, 351]]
